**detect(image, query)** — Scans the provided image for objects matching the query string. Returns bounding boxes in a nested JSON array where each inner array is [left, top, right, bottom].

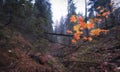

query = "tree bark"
[[44, 32, 73, 37], [84, 0, 89, 37]]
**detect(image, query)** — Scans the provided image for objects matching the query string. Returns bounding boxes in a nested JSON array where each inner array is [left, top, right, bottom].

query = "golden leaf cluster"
[[69, 15, 95, 43], [90, 28, 101, 36], [96, 4, 112, 19], [67, 1, 114, 44], [68, 13, 109, 44], [90, 28, 109, 36]]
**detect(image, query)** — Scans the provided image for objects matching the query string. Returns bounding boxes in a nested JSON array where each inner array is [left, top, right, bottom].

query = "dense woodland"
[[0, 0, 120, 72]]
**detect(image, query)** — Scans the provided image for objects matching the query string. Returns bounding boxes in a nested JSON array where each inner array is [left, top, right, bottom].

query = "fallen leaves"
[[74, 34, 80, 40]]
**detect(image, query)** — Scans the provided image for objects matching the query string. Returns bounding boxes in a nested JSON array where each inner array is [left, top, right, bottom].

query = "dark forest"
[[0, 0, 120, 72]]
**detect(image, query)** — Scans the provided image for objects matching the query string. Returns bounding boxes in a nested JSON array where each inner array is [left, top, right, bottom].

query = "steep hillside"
[[0, 26, 120, 72], [0, 27, 66, 72]]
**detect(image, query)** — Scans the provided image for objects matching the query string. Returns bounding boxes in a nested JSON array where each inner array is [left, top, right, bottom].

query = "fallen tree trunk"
[[44, 32, 73, 37]]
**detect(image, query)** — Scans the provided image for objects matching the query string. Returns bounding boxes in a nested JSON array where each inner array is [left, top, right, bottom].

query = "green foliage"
[[0, 0, 54, 54], [34, 0, 53, 39]]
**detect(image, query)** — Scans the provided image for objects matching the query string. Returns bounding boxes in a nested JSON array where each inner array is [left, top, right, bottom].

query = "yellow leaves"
[[69, 14, 109, 44], [67, 30, 73, 34], [101, 30, 109, 34], [80, 22, 87, 28], [73, 31, 83, 40], [76, 31, 83, 35], [88, 37, 93, 42], [72, 26, 83, 43], [70, 15, 77, 22], [72, 31, 82, 44], [90, 28, 109, 36], [72, 39, 76, 44], [101, 11, 110, 18], [90, 28, 101, 36], [73, 24, 80, 32], [72, 24, 82, 43], [82, 36, 93, 42], [96, 11, 110, 22], [74, 34, 80, 40], [72, 17, 94, 30], [87, 23, 94, 29], [96, 5, 111, 22]]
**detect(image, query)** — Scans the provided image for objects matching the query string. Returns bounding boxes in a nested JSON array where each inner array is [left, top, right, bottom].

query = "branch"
[[44, 32, 73, 37]]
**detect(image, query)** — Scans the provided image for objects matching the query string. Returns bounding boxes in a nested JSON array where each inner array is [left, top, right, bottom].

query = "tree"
[[66, 0, 112, 44], [58, 16, 66, 43], [0, 0, 33, 26], [34, 0, 53, 40], [88, 0, 114, 28], [84, 0, 88, 22], [64, 0, 77, 44], [113, 7, 120, 25]]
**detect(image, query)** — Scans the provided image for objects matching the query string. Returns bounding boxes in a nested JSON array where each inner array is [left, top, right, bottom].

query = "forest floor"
[[0, 26, 120, 72], [48, 26, 120, 72]]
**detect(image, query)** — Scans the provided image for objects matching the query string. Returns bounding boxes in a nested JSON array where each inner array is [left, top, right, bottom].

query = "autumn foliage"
[[67, 14, 109, 44], [66, 1, 116, 44]]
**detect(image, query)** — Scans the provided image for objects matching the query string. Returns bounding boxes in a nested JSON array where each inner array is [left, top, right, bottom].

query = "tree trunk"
[[84, 0, 89, 37], [44, 32, 73, 37]]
